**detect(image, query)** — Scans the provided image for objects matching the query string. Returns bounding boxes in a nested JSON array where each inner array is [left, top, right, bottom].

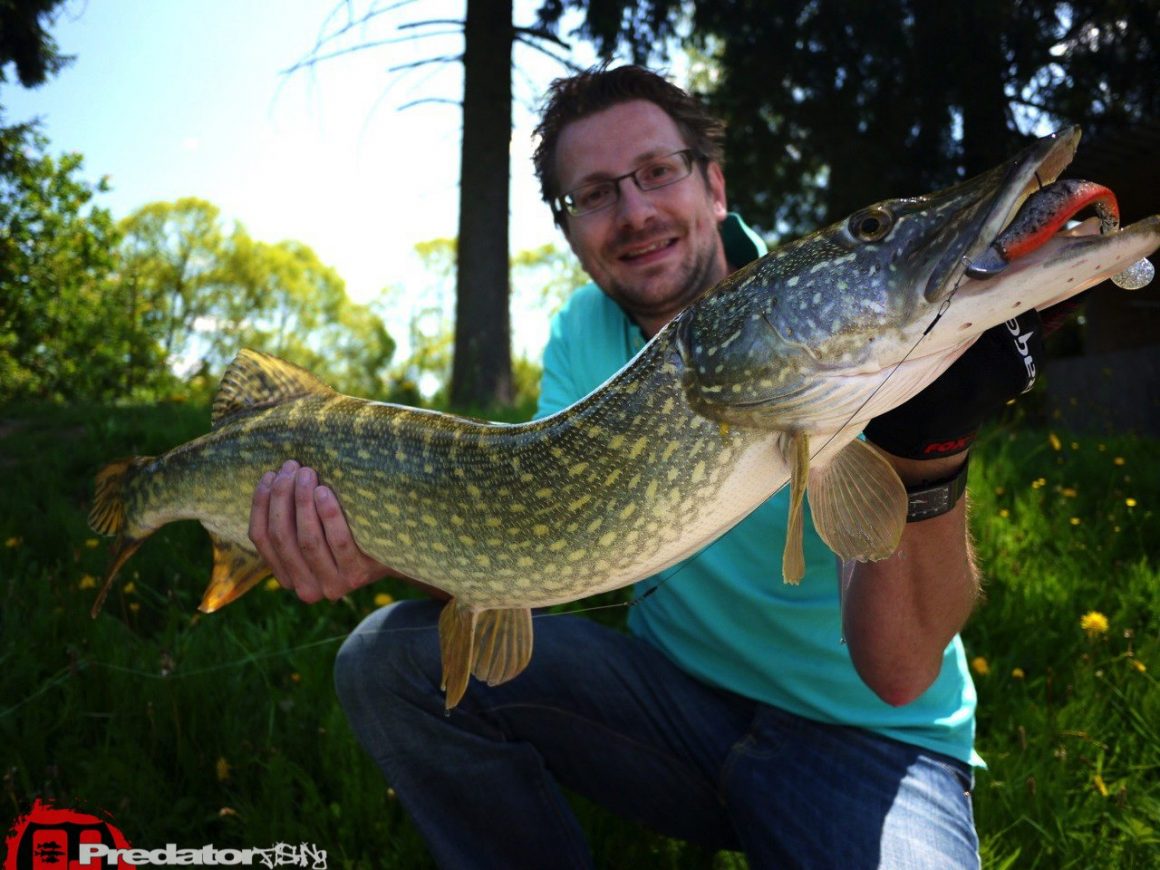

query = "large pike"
[[91, 127, 1159, 707]]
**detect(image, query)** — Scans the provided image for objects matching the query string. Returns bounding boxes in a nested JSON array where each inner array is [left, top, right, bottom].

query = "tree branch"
[[513, 25, 570, 50], [513, 33, 581, 71], [397, 97, 462, 111], [386, 54, 463, 74]]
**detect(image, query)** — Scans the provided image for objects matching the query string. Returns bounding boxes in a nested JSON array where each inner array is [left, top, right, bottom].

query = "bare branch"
[[513, 25, 570, 50], [514, 33, 582, 72], [398, 19, 465, 31], [285, 0, 424, 77], [387, 54, 463, 74], [398, 97, 462, 111]]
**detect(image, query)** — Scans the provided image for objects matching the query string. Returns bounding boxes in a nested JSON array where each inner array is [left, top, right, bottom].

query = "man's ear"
[[707, 161, 728, 220]]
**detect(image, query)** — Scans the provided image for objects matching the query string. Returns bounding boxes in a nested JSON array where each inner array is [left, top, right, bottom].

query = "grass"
[[1, 399, 1157, 867]]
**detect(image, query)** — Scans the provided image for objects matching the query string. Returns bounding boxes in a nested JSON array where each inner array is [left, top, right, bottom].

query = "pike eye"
[[849, 207, 893, 242]]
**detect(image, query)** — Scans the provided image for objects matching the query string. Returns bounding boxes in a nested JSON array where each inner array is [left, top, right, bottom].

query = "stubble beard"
[[604, 223, 725, 327]]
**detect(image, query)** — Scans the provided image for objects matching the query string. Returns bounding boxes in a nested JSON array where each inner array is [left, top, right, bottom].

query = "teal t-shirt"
[[534, 214, 979, 765]]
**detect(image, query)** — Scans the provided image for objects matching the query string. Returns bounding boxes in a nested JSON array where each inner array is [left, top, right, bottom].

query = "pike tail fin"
[[88, 457, 156, 618]]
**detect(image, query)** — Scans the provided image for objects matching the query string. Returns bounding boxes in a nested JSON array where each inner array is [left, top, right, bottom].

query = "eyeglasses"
[[555, 149, 701, 217]]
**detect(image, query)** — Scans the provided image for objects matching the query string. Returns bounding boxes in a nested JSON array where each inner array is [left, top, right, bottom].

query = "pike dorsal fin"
[[212, 349, 335, 427], [807, 439, 906, 564]]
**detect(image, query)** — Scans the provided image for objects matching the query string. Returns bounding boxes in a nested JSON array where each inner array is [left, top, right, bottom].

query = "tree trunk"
[[450, 0, 514, 409]]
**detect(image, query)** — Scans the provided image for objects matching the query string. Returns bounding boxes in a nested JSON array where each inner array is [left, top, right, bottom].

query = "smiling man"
[[247, 66, 1050, 868]]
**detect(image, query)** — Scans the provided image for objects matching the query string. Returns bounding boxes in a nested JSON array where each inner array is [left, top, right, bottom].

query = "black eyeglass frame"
[[553, 149, 704, 218]]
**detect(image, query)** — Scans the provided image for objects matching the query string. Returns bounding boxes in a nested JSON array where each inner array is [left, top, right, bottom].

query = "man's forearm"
[[841, 452, 980, 707]]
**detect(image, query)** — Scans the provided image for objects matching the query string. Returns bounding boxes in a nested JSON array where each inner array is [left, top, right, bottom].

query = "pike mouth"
[[924, 126, 1082, 303]]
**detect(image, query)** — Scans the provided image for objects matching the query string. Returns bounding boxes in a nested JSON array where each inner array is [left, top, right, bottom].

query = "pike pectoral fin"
[[198, 536, 273, 613], [438, 600, 534, 710], [808, 439, 906, 563], [782, 433, 810, 585]]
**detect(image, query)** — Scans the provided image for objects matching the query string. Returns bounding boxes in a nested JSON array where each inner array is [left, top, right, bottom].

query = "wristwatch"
[[904, 459, 970, 522]]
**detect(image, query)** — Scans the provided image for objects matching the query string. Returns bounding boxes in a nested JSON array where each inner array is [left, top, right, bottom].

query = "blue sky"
[[4, 0, 605, 337]]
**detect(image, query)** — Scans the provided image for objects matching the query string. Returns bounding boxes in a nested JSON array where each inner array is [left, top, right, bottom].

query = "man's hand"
[[249, 461, 393, 603]]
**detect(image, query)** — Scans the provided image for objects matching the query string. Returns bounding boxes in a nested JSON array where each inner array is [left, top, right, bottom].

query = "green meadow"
[[1, 400, 1157, 867]]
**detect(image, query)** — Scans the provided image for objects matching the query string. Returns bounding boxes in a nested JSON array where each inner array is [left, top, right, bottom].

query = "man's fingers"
[[249, 470, 276, 552], [293, 467, 342, 599]]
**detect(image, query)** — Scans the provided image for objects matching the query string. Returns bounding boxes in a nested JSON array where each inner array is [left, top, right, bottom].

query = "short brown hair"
[[532, 64, 725, 224]]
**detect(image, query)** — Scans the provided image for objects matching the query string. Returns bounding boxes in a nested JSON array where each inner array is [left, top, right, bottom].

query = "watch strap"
[[905, 459, 970, 522]]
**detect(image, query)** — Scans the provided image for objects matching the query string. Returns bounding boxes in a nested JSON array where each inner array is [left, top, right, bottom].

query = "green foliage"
[[0, 119, 399, 405], [2, 402, 1157, 866], [118, 199, 397, 398], [688, 1, 1159, 237], [0, 0, 74, 87], [0, 122, 141, 401], [965, 427, 1160, 868]]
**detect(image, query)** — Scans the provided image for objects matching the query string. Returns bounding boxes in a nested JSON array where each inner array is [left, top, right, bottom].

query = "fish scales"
[[90, 125, 1160, 707], [107, 335, 770, 611]]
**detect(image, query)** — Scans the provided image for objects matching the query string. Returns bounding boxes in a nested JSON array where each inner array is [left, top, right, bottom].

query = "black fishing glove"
[[864, 310, 1047, 459]]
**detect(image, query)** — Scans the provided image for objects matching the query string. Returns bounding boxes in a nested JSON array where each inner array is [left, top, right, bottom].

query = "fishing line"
[[804, 271, 965, 464]]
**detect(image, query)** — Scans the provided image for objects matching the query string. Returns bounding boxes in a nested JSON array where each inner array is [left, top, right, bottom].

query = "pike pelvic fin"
[[88, 456, 156, 618], [437, 599, 534, 710], [212, 348, 337, 427], [782, 433, 810, 584], [198, 536, 273, 613], [473, 607, 534, 687], [808, 439, 906, 564]]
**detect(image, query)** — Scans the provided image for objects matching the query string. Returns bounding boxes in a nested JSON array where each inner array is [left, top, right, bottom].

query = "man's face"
[[555, 100, 729, 336]]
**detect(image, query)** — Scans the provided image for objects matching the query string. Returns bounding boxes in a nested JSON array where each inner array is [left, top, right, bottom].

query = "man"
[[250, 66, 1041, 868]]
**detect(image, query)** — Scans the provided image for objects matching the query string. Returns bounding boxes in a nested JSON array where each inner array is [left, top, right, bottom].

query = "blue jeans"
[[334, 599, 979, 869]]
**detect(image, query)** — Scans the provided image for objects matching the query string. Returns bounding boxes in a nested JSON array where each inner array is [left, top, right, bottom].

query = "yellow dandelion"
[[1011, 667, 1025, 680], [4, 536, 21, 548], [373, 592, 395, 607], [264, 578, 282, 592], [216, 757, 232, 782], [1031, 477, 1047, 489], [971, 656, 990, 676], [1061, 487, 1077, 498], [1070, 441, 1080, 450], [78, 574, 98, 590], [84, 538, 100, 548], [998, 508, 1010, 519], [1048, 432, 1062, 451], [1113, 456, 1126, 466], [1080, 611, 1109, 638], [1093, 773, 1109, 798], [1129, 659, 1146, 674], [1069, 517, 1081, 526], [1125, 497, 1137, 508], [122, 581, 136, 595]]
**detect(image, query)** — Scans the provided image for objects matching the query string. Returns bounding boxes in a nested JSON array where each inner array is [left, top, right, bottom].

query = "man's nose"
[[613, 178, 658, 228]]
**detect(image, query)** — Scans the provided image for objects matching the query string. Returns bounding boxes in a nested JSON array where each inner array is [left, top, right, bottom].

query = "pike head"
[[676, 126, 1160, 434]]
